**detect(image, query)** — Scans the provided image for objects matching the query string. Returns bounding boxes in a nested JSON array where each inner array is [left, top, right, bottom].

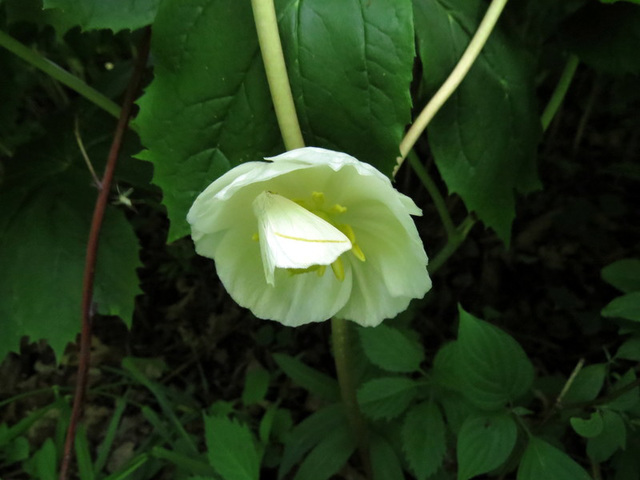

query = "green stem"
[[396, 0, 509, 170], [331, 318, 370, 472], [0, 29, 121, 119], [541, 55, 579, 132], [251, 0, 305, 150], [408, 151, 456, 240], [428, 215, 475, 274]]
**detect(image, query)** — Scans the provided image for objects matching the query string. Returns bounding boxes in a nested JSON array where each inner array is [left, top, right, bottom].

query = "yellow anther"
[[317, 265, 327, 277], [351, 243, 366, 262], [339, 223, 357, 244], [252, 233, 260, 242], [331, 257, 345, 282], [312, 191, 325, 207], [329, 204, 347, 214]]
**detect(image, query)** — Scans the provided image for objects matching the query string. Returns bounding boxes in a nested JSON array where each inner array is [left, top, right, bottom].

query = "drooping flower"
[[187, 147, 431, 327]]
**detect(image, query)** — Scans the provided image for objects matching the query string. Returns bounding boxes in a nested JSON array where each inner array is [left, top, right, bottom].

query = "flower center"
[[287, 191, 366, 281]]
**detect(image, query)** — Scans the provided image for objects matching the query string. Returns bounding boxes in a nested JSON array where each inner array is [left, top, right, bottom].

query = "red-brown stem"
[[58, 28, 151, 480]]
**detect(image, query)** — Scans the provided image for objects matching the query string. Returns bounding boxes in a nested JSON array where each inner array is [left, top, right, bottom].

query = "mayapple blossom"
[[187, 147, 431, 327]]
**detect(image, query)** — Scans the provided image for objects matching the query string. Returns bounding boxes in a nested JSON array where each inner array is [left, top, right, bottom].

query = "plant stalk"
[[541, 55, 579, 132], [251, 0, 305, 150], [396, 0, 509, 170], [58, 28, 151, 480]]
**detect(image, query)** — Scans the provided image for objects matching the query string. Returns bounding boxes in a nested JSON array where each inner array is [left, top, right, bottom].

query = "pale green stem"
[[408, 151, 456, 240], [0, 29, 121, 119], [428, 215, 476, 274], [541, 55, 579, 132], [396, 0, 509, 170], [251, 0, 305, 150], [331, 317, 370, 472]]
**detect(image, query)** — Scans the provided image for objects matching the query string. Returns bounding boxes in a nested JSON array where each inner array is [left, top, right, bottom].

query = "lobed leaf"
[[413, 0, 541, 243]]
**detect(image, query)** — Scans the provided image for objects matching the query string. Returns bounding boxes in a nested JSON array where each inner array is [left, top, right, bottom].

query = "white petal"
[[253, 191, 351, 285], [211, 227, 352, 326]]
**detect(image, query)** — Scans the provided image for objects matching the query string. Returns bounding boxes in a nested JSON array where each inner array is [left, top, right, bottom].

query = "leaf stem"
[[408, 151, 456, 240], [331, 317, 371, 476], [0, 29, 121, 119], [58, 28, 151, 480], [251, 0, 305, 150], [428, 215, 476, 274], [396, 0, 509, 170], [541, 55, 579, 132]]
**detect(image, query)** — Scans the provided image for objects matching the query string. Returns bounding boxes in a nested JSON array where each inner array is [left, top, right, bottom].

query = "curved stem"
[[396, 0, 509, 170], [428, 215, 475, 274], [331, 318, 370, 474], [541, 55, 579, 132], [408, 151, 456, 240], [58, 28, 151, 480], [0, 29, 121, 119], [251, 0, 305, 150]]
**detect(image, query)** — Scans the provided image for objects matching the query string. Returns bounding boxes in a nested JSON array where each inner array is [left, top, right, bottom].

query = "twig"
[[58, 27, 151, 480]]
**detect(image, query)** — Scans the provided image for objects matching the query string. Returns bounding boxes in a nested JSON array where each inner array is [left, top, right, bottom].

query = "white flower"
[[187, 147, 431, 327]]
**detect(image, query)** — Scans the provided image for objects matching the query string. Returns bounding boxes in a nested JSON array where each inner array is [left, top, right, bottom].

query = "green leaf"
[[204, 415, 262, 480], [276, 0, 415, 177], [602, 292, 640, 322], [292, 423, 357, 480], [23, 438, 57, 480], [278, 404, 346, 479], [371, 434, 405, 480], [358, 377, 419, 420], [272, 353, 339, 402], [517, 437, 591, 480], [414, 0, 541, 244], [570, 411, 604, 438], [42, 0, 160, 32], [562, 364, 606, 404], [401, 401, 446, 480], [359, 324, 425, 373], [0, 117, 141, 360], [587, 409, 626, 462], [607, 369, 639, 412], [456, 307, 534, 410], [616, 336, 640, 361], [602, 258, 640, 293], [457, 413, 517, 480], [562, 3, 640, 75], [242, 366, 271, 406], [135, 0, 280, 241]]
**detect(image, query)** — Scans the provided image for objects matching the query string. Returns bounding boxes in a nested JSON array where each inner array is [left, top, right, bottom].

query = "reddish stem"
[[58, 28, 151, 480]]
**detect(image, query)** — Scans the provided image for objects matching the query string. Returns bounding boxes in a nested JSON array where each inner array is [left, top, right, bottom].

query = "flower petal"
[[211, 226, 352, 326], [253, 191, 351, 285]]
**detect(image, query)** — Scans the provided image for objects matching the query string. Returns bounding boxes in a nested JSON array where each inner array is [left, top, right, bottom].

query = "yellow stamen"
[[317, 265, 327, 277], [351, 243, 366, 262], [252, 233, 259, 242], [312, 191, 325, 207], [329, 204, 347, 214], [331, 257, 345, 281]]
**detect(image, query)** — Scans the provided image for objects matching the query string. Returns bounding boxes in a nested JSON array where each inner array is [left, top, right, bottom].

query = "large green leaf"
[[601, 258, 640, 293], [276, 0, 415, 177], [42, 0, 160, 32], [292, 422, 357, 480], [358, 377, 419, 420], [135, 0, 281, 241], [456, 307, 534, 410], [0, 115, 141, 360], [414, 0, 541, 243]]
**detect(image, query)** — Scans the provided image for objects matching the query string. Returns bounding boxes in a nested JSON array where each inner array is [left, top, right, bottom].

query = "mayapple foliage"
[[187, 147, 431, 327]]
